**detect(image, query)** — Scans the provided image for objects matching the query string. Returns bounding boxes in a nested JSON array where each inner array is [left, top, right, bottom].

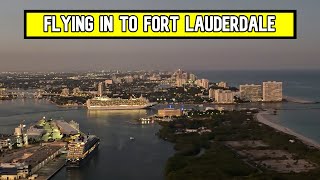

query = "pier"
[[35, 154, 66, 180]]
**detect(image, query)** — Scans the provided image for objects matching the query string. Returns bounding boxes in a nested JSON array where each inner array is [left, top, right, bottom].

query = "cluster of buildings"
[[240, 81, 283, 102], [174, 69, 209, 89], [60, 87, 85, 97], [0, 118, 89, 180], [173, 70, 281, 104], [207, 81, 282, 104]]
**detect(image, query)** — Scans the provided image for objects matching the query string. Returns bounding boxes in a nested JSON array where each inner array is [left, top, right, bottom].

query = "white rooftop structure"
[[55, 120, 79, 135]]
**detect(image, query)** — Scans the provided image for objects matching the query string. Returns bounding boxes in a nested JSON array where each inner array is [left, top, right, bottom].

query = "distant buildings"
[[196, 79, 209, 89], [240, 84, 262, 102], [263, 81, 283, 102], [214, 90, 234, 104], [217, 81, 228, 88], [72, 88, 81, 95], [208, 88, 215, 99], [105, 79, 113, 85], [97, 82, 104, 97], [61, 88, 70, 97], [123, 76, 134, 83], [189, 73, 196, 82], [176, 78, 187, 87]]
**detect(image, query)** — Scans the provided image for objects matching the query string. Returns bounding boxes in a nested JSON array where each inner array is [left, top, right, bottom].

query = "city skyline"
[[1, 0, 320, 71]]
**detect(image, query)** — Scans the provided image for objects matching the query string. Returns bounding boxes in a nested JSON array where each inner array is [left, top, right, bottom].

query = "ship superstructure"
[[66, 134, 100, 167], [86, 96, 156, 110]]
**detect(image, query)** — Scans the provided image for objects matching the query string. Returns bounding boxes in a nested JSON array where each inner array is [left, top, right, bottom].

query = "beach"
[[255, 110, 320, 149]]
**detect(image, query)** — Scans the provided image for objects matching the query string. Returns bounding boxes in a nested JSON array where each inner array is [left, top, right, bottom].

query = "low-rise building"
[[0, 163, 29, 180], [158, 108, 182, 117], [0, 137, 11, 151], [55, 120, 79, 136]]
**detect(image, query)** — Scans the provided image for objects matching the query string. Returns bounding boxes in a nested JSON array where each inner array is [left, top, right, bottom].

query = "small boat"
[[130, 137, 135, 140]]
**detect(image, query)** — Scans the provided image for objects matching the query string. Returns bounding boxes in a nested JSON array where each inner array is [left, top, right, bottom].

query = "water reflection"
[[87, 109, 148, 118]]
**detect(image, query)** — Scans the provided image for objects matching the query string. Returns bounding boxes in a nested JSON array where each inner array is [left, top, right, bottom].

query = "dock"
[[35, 154, 66, 180]]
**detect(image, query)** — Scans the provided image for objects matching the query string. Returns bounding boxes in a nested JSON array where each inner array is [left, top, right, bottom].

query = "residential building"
[[239, 84, 262, 102], [263, 81, 283, 102], [189, 73, 196, 82], [208, 88, 215, 99], [214, 90, 234, 104], [196, 79, 209, 89], [176, 78, 187, 87], [217, 81, 228, 88]]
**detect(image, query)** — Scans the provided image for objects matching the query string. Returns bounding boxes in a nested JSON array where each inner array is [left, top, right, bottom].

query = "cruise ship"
[[66, 134, 100, 167], [86, 96, 157, 110]]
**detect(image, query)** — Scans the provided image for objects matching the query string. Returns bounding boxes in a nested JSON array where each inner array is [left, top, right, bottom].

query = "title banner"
[[24, 10, 296, 39]]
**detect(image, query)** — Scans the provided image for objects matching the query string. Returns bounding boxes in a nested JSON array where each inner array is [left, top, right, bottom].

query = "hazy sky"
[[0, 0, 319, 71]]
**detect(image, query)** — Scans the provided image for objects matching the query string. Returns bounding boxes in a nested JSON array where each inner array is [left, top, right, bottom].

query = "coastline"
[[255, 110, 320, 149]]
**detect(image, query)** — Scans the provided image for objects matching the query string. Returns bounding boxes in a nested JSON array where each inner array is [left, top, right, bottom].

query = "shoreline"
[[255, 110, 320, 149]]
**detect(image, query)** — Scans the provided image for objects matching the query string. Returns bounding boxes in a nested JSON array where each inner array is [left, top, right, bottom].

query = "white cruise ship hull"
[[87, 104, 155, 110]]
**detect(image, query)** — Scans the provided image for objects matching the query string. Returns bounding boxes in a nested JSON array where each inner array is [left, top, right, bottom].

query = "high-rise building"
[[214, 90, 234, 104], [196, 79, 209, 89], [239, 84, 262, 102], [263, 81, 283, 102], [176, 78, 187, 87], [97, 82, 104, 97], [182, 72, 188, 80], [174, 69, 183, 79], [189, 73, 196, 82], [217, 81, 228, 88], [208, 88, 215, 99]]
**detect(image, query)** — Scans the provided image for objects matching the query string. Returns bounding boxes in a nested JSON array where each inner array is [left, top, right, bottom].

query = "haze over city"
[[0, 0, 320, 71]]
